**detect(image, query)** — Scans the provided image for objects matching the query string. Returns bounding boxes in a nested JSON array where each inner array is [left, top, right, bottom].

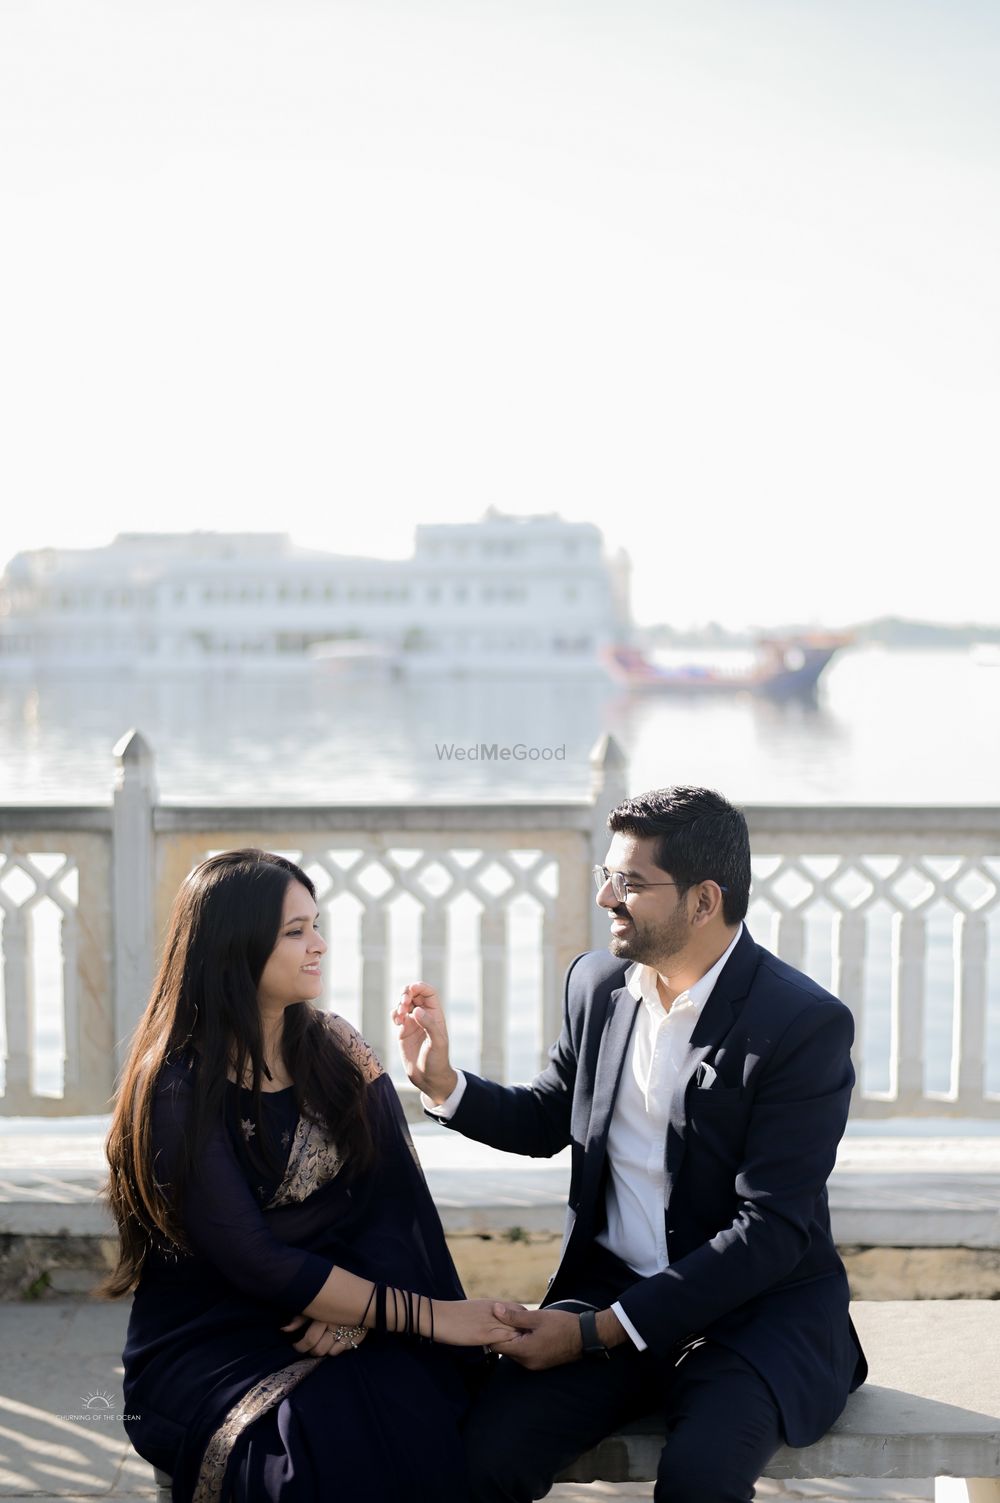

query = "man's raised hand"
[[393, 983, 458, 1105]]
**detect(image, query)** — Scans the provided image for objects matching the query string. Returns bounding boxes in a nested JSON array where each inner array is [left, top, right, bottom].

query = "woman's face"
[[256, 879, 327, 1012]]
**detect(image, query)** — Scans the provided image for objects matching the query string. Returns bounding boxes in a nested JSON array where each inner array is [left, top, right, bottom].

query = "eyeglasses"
[[592, 865, 728, 904]]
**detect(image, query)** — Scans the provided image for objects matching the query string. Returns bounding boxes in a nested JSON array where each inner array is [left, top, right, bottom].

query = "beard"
[[607, 902, 691, 968]]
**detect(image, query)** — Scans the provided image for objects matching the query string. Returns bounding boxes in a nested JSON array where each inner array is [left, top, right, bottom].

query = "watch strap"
[[579, 1308, 610, 1359]]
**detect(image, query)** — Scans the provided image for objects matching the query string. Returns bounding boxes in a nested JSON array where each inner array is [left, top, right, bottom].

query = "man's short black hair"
[[607, 786, 750, 925]]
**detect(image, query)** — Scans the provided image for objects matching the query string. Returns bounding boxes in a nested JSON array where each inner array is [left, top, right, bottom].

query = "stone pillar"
[[112, 730, 157, 1076], [588, 733, 628, 950]]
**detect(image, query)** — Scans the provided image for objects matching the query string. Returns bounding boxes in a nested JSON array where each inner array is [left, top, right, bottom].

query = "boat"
[[600, 633, 850, 700]]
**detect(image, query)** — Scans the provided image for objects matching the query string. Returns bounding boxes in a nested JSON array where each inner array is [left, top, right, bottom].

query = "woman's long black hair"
[[101, 849, 374, 1296]]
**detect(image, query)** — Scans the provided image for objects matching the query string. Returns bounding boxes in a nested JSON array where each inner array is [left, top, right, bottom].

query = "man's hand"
[[488, 1305, 630, 1370], [393, 983, 458, 1104], [488, 1306, 583, 1370]]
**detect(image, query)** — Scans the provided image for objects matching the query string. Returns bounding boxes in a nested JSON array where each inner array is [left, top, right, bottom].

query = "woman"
[[103, 848, 518, 1502]]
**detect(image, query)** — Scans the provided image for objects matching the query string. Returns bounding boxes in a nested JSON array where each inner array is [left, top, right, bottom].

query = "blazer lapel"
[[578, 984, 639, 1224], [663, 927, 759, 1204]]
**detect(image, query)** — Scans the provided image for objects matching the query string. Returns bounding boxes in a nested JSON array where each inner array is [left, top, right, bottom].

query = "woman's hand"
[[432, 1298, 529, 1350], [281, 1316, 367, 1358]]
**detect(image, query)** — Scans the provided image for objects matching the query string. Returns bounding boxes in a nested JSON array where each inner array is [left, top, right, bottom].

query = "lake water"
[[1, 646, 997, 805], [2, 646, 999, 1100]]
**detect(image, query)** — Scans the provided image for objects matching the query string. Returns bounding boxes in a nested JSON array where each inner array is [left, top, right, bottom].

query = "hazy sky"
[[2, 0, 998, 628]]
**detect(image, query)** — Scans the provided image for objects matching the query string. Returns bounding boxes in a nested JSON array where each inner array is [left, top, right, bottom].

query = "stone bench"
[[151, 1303, 1000, 1500], [559, 1303, 1000, 1500]]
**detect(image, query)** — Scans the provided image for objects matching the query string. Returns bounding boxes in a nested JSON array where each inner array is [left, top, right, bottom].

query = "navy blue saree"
[[121, 1028, 475, 1502]]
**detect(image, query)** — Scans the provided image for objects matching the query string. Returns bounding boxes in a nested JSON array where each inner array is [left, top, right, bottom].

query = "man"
[[395, 786, 867, 1502]]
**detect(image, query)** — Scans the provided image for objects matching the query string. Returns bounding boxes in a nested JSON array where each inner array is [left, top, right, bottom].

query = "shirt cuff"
[[611, 1300, 648, 1352], [421, 1070, 468, 1119]]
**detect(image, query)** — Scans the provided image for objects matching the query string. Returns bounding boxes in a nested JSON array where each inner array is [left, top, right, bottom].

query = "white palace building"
[[0, 511, 630, 678]]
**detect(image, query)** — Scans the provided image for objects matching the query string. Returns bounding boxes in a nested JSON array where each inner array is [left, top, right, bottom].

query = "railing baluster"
[[776, 912, 806, 971], [479, 905, 507, 1082], [2, 905, 32, 1108], [360, 903, 389, 1065], [541, 902, 561, 1074], [420, 903, 447, 995], [955, 912, 988, 1110], [76, 838, 116, 1114], [60, 906, 79, 1094], [892, 912, 926, 1110], [832, 911, 867, 1097]]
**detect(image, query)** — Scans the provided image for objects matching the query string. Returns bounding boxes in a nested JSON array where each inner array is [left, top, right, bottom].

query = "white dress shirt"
[[602, 924, 742, 1348], [424, 924, 744, 1352]]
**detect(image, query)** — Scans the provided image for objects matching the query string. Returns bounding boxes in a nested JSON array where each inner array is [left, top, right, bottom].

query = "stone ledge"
[[561, 1303, 1000, 1485], [3, 1232, 999, 1303]]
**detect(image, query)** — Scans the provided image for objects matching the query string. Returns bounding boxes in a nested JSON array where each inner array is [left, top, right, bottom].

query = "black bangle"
[[358, 1283, 377, 1329], [579, 1309, 610, 1360]]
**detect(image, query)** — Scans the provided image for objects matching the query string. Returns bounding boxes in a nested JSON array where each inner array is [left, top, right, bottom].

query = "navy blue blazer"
[[438, 927, 867, 1446]]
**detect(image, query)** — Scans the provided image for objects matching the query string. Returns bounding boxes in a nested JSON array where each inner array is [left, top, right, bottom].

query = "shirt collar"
[[625, 922, 744, 1016]]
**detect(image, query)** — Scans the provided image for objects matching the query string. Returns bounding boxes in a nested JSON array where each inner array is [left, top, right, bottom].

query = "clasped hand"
[[485, 1305, 583, 1370], [282, 1299, 538, 1356], [394, 1299, 581, 1364]]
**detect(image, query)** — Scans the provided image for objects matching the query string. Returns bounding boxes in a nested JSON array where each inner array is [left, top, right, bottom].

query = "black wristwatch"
[[579, 1309, 610, 1360]]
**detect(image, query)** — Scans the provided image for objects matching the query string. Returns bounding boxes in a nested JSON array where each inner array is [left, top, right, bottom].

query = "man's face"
[[596, 831, 692, 969]]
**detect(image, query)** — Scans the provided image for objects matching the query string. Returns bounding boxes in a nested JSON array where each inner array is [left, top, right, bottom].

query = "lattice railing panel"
[[170, 840, 569, 1087], [300, 843, 561, 1084], [749, 854, 1000, 1117], [10, 800, 995, 1119], [0, 836, 114, 1114]]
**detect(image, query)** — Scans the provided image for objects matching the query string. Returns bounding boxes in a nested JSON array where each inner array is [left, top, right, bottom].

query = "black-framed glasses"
[[592, 865, 728, 903]]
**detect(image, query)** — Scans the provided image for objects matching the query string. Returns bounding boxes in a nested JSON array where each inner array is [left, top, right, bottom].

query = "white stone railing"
[[0, 819, 113, 1116], [0, 731, 625, 1116], [746, 809, 1000, 1118], [1, 733, 998, 1118]]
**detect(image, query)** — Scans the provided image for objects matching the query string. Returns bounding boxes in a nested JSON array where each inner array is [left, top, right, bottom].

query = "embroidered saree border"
[[190, 1358, 322, 1503], [267, 1113, 343, 1208]]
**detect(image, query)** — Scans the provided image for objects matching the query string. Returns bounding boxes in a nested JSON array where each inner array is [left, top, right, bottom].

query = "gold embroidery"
[[262, 1016, 383, 1207], [320, 1011, 384, 1083], [267, 1113, 343, 1208], [191, 1359, 321, 1503]]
